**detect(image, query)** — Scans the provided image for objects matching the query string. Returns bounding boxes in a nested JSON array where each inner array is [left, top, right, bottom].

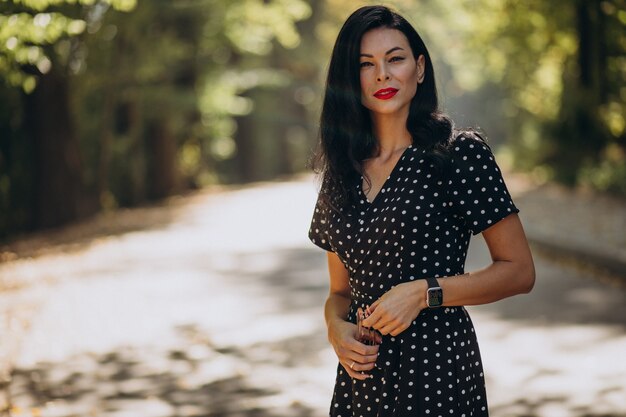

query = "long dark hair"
[[312, 5, 453, 212]]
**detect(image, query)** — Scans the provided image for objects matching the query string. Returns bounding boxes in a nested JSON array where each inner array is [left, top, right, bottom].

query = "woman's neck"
[[370, 111, 412, 158]]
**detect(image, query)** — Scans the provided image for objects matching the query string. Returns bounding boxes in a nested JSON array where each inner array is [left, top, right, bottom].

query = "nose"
[[376, 64, 390, 82]]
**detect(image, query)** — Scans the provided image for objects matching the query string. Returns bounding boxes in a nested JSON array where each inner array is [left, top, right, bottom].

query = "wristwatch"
[[426, 277, 443, 308]]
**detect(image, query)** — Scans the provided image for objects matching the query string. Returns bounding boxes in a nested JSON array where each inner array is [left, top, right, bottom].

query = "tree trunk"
[[97, 83, 115, 204], [25, 69, 87, 229], [234, 112, 256, 183], [147, 118, 178, 199], [549, 0, 609, 184], [127, 98, 147, 205], [96, 36, 123, 206], [576, 0, 605, 103]]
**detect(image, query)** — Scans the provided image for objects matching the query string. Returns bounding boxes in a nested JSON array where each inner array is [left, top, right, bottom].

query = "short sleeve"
[[308, 192, 334, 252], [447, 133, 519, 235]]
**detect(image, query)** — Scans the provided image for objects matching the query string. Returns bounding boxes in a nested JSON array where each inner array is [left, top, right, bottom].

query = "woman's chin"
[[365, 103, 409, 117]]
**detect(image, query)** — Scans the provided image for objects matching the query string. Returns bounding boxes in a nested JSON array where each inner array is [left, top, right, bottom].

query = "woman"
[[308, 5, 535, 416]]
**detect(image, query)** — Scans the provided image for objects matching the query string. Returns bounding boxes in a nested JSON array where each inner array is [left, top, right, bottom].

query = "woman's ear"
[[416, 54, 426, 84]]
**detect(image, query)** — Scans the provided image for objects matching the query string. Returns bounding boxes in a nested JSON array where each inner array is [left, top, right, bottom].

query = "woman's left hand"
[[361, 280, 426, 336]]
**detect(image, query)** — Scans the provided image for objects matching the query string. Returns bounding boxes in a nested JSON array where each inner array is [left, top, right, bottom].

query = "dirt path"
[[0, 178, 625, 417]]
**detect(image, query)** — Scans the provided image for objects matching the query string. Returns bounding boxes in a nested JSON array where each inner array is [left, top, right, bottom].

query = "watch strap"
[[426, 276, 440, 289]]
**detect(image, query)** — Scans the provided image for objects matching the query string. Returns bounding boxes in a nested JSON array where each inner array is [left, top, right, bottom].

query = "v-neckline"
[[360, 145, 412, 205]]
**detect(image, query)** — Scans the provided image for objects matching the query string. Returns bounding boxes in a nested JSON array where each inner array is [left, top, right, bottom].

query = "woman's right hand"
[[327, 318, 380, 380]]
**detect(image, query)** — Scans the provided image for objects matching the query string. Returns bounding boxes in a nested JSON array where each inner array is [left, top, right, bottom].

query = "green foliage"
[[224, 0, 311, 54], [7, 0, 135, 12], [193, 0, 312, 182], [1, 0, 625, 237], [0, 0, 137, 91], [0, 12, 85, 91], [579, 143, 626, 194]]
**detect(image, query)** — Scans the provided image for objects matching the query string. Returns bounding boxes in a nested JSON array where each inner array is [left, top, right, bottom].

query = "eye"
[[360, 61, 373, 68], [389, 56, 405, 63]]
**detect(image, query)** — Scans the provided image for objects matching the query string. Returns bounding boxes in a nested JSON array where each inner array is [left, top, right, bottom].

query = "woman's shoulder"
[[447, 128, 493, 160]]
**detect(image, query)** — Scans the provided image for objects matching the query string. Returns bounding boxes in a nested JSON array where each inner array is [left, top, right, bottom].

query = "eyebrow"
[[360, 46, 405, 58]]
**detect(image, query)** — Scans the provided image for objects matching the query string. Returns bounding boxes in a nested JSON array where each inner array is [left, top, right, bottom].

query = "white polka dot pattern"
[[308, 133, 517, 416]]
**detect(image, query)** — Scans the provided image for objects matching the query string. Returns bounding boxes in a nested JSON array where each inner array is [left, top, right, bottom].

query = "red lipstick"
[[373, 88, 398, 100]]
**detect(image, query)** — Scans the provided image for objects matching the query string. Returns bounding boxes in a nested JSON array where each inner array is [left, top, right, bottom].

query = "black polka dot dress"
[[308, 133, 519, 417]]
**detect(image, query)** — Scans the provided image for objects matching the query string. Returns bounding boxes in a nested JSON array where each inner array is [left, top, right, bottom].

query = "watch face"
[[427, 287, 443, 307]]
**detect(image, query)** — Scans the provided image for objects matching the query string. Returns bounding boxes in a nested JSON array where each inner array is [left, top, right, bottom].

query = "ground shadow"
[[9, 323, 322, 417], [7, 243, 626, 417], [9, 320, 624, 417]]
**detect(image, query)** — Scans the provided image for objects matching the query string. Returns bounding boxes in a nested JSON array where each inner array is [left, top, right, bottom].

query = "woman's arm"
[[324, 251, 352, 328], [362, 213, 535, 335], [439, 212, 535, 306], [325, 251, 379, 380]]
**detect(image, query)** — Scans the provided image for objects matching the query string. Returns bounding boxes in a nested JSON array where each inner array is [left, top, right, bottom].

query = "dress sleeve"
[[447, 133, 519, 235], [308, 192, 334, 252]]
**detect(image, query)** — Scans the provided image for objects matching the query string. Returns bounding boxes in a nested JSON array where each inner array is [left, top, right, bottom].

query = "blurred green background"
[[1, 0, 624, 238]]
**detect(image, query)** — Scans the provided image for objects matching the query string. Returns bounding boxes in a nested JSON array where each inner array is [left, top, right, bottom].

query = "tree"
[[0, 0, 314, 237], [0, 0, 137, 232]]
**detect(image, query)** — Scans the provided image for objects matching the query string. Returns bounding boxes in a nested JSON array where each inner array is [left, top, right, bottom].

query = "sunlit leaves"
[[7, 0, 136, 11], [106, 0, 135, 12], [198, 67, 291, 162], [0, 13, 86, 44], [224, 0, 311, 54], [201, 68, 290, 116], [0, 12, 86, 90], [194, 0, 312, 168], [0, 0, 136, 90], [8, 0, 91, 10], [601, 102, 626, 137], [579, 143, 626, 193]]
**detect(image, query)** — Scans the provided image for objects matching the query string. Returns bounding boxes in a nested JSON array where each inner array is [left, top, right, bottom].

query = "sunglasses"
[[356, 306, 382, 345]]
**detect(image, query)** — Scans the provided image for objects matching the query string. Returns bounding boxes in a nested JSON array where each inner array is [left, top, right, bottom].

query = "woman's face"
[[359, 27, 425, 117]]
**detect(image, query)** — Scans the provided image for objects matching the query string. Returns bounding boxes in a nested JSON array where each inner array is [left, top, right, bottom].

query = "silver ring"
[[350, 361, 355, 369]]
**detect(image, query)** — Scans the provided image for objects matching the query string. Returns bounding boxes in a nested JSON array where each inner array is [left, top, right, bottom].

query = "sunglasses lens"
[[357, 306, 381, 345]]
